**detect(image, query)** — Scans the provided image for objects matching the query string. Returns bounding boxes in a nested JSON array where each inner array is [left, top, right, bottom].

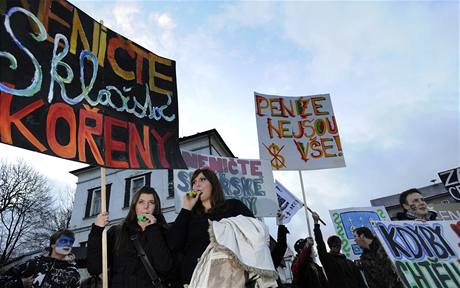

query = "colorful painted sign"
[[438, 167, 460, 201], [274, 180, 303, 224], [329, 206, 390, 260], [372, 220, 460, 288], [254, 92, 345, 171], [174, 151, 278, 217], [0, 1, 185, 169], [430, 203, 460, 221]]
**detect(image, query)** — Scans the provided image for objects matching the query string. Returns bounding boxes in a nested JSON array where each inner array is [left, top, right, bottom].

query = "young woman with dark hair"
[[87, 186, 173, 288], [167, 167, 254, 285]]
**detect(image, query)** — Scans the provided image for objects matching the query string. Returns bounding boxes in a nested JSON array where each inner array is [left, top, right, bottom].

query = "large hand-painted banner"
[[274, 180, 303, 224], [254, 92, 345, 171], [174, 151, 278, 217], [372, 220, 460, 288], [329, 206, 390, 260], [438, 167, 460, 201], [0, 1, 186, 169]]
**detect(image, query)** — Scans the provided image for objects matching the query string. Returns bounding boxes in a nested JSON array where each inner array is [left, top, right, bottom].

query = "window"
[[131, 176, 146, 196], [124, 173, 151, 208], [85, 184, 111, 218], [90, 188, 101, 216]]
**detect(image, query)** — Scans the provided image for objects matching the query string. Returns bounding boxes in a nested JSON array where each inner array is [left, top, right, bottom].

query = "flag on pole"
[[274, 180, 304, 224]]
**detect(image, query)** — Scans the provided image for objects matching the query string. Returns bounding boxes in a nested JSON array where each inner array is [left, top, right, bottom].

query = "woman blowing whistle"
[[87, 186, 173, 288], [167, 167, 254, 286]]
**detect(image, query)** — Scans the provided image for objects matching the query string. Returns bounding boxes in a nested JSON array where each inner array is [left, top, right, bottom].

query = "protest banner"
[[174, 150, 278, 217], [274, 180, 303, 224], [254, 92, 345, 170], [329, 206, 390, 260], [372, 220, 460, 288], [438, 167, 460, 201], [430, 203, 460, 221], [0, 0, 185, 169]]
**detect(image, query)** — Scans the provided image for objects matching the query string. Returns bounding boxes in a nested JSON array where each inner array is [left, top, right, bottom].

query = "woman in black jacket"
[[167, 167, 254, 286], [87, 186, 173, 288]]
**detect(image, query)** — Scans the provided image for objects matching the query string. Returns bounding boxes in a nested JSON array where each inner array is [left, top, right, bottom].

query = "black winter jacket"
[[292, 251, 328, 288], [314, 224, 366, 288], [167, 199, 254, 285], [271, 224, 289, 269], [87, 223, 173, 288], [395, 210, 437, 221], [0, 253, 80, 288]]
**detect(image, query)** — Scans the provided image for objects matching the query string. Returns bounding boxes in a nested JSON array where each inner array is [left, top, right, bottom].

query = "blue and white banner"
[[329, 206, 390, 260], [174, 151, 278, 217], [274, 180, 303, 224]]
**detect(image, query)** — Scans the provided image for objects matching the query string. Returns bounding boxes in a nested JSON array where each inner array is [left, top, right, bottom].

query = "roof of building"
[[70, 128, 234, 176], [370, 182, 448, 208]]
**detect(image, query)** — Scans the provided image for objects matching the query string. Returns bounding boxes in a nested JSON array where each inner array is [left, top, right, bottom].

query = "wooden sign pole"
[[101, 167, 108, 288]]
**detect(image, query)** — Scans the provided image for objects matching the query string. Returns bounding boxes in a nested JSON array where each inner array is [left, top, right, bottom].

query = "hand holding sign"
[[311, 210, 326, 226]]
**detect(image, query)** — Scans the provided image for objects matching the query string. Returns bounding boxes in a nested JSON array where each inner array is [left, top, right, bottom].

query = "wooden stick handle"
[[100, 167, 108, 288], [306, 207, 327, 226]]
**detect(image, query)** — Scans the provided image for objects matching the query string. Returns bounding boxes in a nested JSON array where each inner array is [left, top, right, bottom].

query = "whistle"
[[187, 191, 198, 198], [137, 215, 148, 222]]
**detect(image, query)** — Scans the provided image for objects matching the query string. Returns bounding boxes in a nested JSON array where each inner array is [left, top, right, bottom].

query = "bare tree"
[[0, 159, 53, 267], [26, 186, 76, 251]]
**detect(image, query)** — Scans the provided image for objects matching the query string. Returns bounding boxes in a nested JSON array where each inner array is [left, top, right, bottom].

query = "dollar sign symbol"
[[263, 143, 286, 170]]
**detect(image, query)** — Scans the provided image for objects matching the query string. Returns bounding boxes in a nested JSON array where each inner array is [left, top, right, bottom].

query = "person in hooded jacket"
[[0, 229, 80, 288], [312, 211, 366, 288], [291, 237, 328, 288], [87, 186, 173, 288]]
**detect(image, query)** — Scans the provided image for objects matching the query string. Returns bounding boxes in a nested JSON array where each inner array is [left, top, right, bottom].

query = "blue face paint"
[[56, 235, 74, 249]]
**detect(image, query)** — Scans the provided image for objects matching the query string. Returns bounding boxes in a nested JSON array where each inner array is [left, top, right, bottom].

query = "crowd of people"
[[290, 187, 438, 288], [0, 171, 440, 287]]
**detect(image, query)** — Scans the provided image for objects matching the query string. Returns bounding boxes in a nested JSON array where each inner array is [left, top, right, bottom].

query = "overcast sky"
[[1, 0, 458, 248]]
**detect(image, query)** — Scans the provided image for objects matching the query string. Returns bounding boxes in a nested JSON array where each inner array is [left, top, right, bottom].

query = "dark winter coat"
[[0, 252, 80, 288], [314, 224, 366, 288], [395, 210, 437, 221], [360, 239, 404, 288], [291, 247, 328, 288], [271, 224, 289, 269], [87, 223, 173, 288], [167, 199, 254, 285]]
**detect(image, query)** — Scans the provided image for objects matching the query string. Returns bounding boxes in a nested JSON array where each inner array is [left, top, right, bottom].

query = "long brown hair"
[[191, 167, 226, 217], [115, 186, 167, 251]]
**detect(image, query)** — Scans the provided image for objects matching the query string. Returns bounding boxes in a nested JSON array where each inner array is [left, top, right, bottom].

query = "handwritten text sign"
[[174, 151, 278, 217], [430, 203, 460, 221], [438, 167, 460, 201], [0, 1, 185, 169], [254, 92, 345, 170], [372, 220, 460, 288], [329, 207, 390, 260]]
